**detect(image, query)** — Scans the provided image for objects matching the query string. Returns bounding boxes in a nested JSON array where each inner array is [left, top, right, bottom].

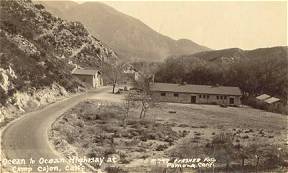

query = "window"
[[217, 96, 219, 100], [220, 96, 223, 99], [224, 96, 227, 99], [174, 93, 179, 97], [161, 92, 166, 96], [203, 95, 206, 98], [207, 95, 210, 99], [199, 95, 202, 98]]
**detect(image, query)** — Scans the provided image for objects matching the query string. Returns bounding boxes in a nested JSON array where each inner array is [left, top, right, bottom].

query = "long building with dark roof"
[[150, 82, 242, 105]]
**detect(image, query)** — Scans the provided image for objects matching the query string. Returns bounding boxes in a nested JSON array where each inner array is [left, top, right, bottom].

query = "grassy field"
[[49, 98, 288, 173]]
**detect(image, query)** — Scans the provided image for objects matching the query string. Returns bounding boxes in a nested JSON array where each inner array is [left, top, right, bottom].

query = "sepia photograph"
[[0, 0, 287, 172]]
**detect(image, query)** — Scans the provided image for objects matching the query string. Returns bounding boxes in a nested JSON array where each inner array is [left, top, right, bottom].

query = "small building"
[[72, 69, 103, 88], [263, 96, 281, 111], [255, 94, 281, 111], [150, 83, 242, 105], [264, 97, 280, 104], [256, 94, 271, 101]]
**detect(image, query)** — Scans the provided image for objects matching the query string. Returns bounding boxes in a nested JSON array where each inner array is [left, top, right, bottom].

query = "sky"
[[61, 0, 286, 50]]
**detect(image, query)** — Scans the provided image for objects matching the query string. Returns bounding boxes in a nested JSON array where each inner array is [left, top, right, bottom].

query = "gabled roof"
[[256, 94, 281, 104], [256, 94, 271, 101], [264, 97, 280, 104], [150, 83, 242, 96], [72, 69, 99, 76]]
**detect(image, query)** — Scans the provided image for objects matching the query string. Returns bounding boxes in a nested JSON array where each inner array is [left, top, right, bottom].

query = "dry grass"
[[50, 100, 288, 172], [147, 103, 288, 172], [50, 100, 187, 171]]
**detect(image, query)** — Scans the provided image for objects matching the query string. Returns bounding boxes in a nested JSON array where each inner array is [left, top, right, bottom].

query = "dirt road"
[[1, 87, 111, 173]]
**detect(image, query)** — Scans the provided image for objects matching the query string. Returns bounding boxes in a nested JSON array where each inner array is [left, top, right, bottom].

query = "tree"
[[126, 61, 161, 119], [133, 75, 159, 119], [0, 87, 8, 105], [234, 144, 250, 173], [102, 62, 123, 94], [248, 144, 263, 173], [137, 93, 151, 119], [211, 132, 235, 172], [122, 91, 135, 128]]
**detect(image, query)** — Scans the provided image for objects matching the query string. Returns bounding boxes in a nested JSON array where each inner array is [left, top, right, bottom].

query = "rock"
[[199, 125, 208, 128], [194, 132, 201, 136], [242, 135, 249, 139], [244, 129, 253, 133], [178, 123, 189, 127]]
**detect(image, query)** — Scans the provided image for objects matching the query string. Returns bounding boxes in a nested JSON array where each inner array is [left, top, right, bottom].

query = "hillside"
[[189, 47, 287, 63], [0, 0, 117, 116], [155, 46, 288, 102], [40, 1, 210, 62]]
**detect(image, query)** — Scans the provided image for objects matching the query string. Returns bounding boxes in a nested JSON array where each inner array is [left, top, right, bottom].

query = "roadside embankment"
[[0, 83, 84, 129]]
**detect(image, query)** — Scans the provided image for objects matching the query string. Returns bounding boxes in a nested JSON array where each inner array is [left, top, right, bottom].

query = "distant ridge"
[[155, 46, 288, 101], [40, 1, 210, 61]]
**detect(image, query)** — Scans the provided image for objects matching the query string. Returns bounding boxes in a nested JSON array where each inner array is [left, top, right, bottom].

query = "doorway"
[[191, 96, 196, 103], [229, 98, 234, 105]]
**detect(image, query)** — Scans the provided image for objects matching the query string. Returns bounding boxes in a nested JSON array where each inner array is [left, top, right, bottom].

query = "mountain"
[[0, 0, 117, 107], [173, 46, 287, 66], [155, 46, 288, 101], [39, 1, 210, 61]]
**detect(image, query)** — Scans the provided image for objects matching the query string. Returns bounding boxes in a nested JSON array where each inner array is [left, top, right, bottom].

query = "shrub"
[[34, 4, 45, 10], [150, 167, 169, 173], [117, 152, 130, 164], [119, 158, 130, 164], [178, 123, 189, 127], [66, 133, 75, 144], [212, 132, 233, 145], [82, 143, 89, 148], [156, 144, 168, 151], [105, 167, 127, 173], [199, 125, 208, 128], [86, 152, 97, 158], [51, 124, 60, 131], [104, 147, 116, 157], [63, 128, 76, 144], [74, 119, 84, 128], [0, 88, 8, 105]]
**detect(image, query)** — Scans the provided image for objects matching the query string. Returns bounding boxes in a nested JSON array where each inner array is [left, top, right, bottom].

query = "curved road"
[[1, 87, 111, 173]]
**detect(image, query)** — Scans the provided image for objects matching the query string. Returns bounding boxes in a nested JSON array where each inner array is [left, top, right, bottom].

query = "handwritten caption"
[[1, 156, 117, 172], [1, 156, 216, 172], [148, 157, 216, 168]]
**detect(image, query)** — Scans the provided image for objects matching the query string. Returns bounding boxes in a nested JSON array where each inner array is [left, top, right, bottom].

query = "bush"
[[74, 119, 84, 128], [104, 147, 116, 157], [105, 167, 127, 173], [86, 151, 98, 158], [260, 145, 288, 169], [0, 88, 8, 105], [212, 132, 233, 145], [34, 4, 45, 10], [63, 128, 76, 144], [66, 133, 75, 144], [156, 144, 168, 151]]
